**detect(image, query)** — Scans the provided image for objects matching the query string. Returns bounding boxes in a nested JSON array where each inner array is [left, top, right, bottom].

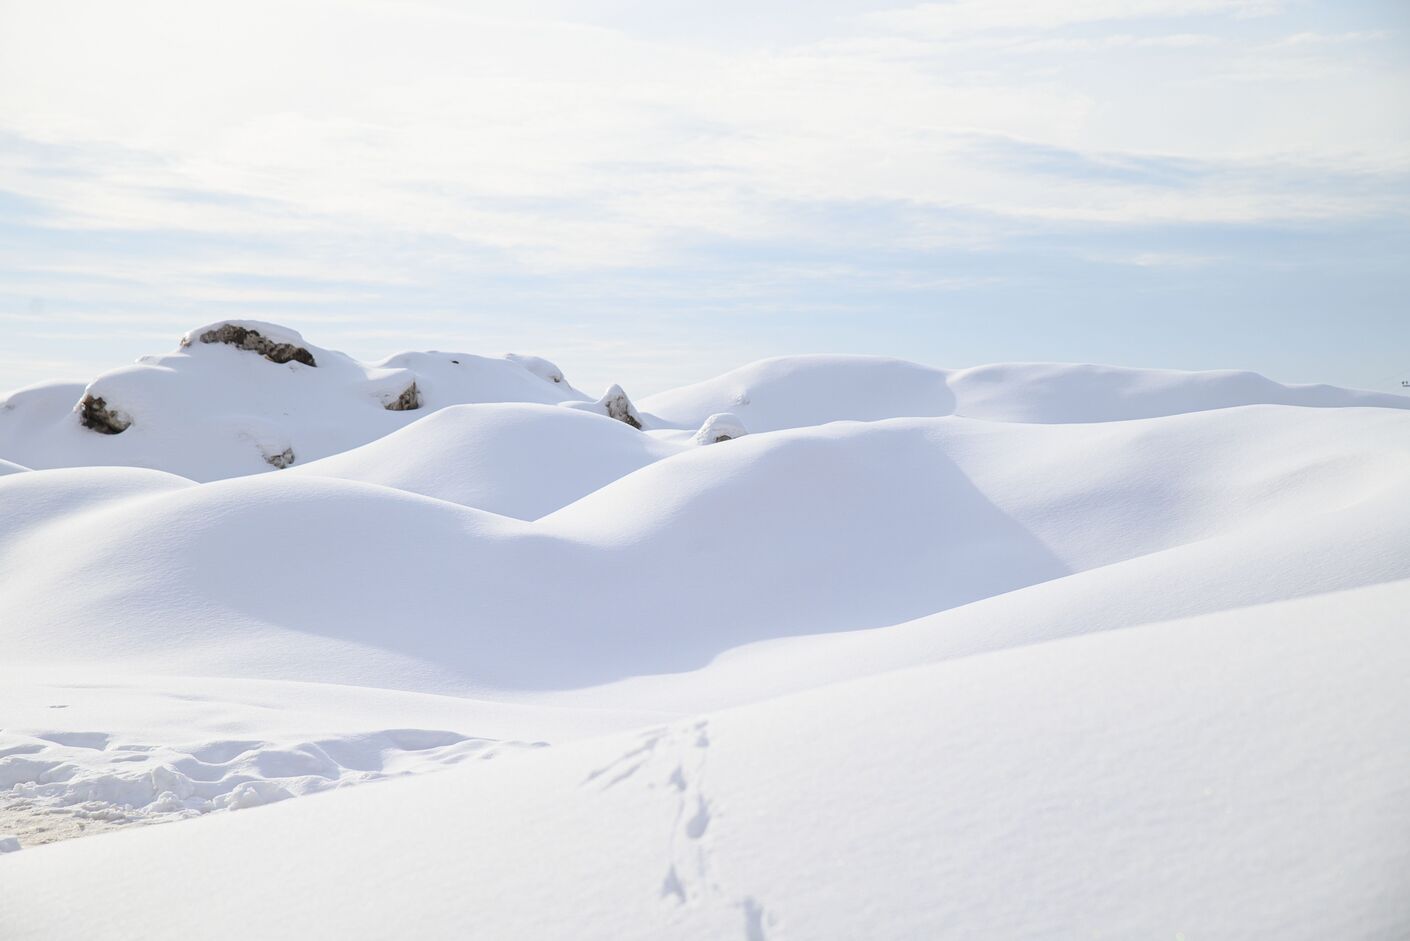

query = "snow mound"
[[291, 403, 680, 519], [0, 321, 590, 481], [641, 355, 956, 432], [641, 354, 1410, 431], [2, 404, 1405, 693], [691, 412, 747, 445], [947, 360, 1410, 422]]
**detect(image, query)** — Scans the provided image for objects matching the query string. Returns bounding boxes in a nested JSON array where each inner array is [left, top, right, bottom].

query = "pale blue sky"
[[1, 0, 1407, 396]]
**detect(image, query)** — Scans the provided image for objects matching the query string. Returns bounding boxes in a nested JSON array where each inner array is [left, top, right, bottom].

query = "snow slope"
[[2, 326, 1407, 938], [289, 403, 680, 519], [3, 582, 1407, 939]]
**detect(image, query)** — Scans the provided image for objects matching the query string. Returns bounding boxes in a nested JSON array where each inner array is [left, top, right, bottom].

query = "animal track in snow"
[[582, 727, 666, 790], [589, 718, 776, 938]]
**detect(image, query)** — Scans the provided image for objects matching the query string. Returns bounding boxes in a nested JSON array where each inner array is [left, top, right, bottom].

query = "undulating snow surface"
[[1, 323, 1407, 939]]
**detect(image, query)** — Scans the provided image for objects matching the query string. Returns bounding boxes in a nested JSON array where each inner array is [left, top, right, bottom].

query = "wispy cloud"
[[0, 0, 1406, 393]]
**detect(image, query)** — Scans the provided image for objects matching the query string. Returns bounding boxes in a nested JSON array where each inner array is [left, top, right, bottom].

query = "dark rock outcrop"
[[185, 324, 317, 367], [76, 394, 131, 434], [384, 382, 421, 411], [265, 447, 295, 469]]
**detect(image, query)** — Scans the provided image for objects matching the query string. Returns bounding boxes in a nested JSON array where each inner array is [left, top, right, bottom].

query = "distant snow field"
[[1, 323, 1407, 939]]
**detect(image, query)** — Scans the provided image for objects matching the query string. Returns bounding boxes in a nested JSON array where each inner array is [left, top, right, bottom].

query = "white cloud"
[[864, 0, 1281, 36], [0, 0, 1405, 394]]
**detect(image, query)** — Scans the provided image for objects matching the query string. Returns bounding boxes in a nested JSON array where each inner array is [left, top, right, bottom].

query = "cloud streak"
[[0, 0, 1406, 394]]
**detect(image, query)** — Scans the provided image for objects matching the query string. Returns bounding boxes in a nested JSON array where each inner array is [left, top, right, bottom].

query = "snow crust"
[[2, 323, 1408, 938]]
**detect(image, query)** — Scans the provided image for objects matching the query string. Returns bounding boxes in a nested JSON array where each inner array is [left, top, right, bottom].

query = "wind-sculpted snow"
[[640, 354, 958, 432], [4, 325, 1405, 480], [640, 353, 1410, 431], [3, 583, 1407, 939], [289, 403, 680, 519], [2, 327, 1409, 938], [2, 404, 1406, 693]]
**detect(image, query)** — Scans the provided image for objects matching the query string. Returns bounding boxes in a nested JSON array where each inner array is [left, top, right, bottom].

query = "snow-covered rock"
[[691, 412, 747, 445], [0, 321, 591, 481], [563, 383, 646, 429]]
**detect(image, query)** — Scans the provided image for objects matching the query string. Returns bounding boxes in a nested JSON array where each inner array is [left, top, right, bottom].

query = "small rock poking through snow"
[[264, 447, 296, 469], [596, 384, 643, 429], [76, 394, 131, 434], [692, 412, 747, 445], [383, 381, 422, 411], [559, 384, 647, 429]]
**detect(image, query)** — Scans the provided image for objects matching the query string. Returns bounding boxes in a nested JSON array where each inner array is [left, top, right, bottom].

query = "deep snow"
[[1, 323, 1407, 939]]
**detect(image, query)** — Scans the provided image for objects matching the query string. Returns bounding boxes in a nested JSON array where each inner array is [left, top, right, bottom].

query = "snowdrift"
[[5, 405, 1406, 693], [289, 403, 680, 519], [639, 353, 1410, 431], [3, 583, 1407, 940], [2, 322, 1408, 938]]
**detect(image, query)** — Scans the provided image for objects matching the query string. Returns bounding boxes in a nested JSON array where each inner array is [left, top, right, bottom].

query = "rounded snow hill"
[[947, 361, 1410, 423], [641, 354, 1410, 432], [291, 403, 680, 520], [640, 355, 957, 432], [3, 403, 1406, 694], [0, 321, 586, 481]]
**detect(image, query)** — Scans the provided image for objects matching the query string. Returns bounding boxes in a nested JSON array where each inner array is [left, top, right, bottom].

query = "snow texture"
[[1, 323, 1408, 939]]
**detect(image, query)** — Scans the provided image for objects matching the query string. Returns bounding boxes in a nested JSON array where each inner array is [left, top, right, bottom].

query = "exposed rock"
[[384, 382, 422, 411], [265, 447, 295, 469], [597, 384, 643, 429], [692, 412, 748, 446], [185, 324, 317, 367], [76, 394, 131, 434]]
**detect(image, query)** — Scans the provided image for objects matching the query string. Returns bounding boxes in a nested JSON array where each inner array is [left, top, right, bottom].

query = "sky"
[[1, 0, 1407, 397]]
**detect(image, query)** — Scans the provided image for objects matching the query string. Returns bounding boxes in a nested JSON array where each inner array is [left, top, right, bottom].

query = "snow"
[[1, 323, 1407, 938], [690, 412, 748, 445], [3, 585, 1407, 939], [639, 353, 1410, 431], [0, 320, 589, 481], [288, 403, 679, 519]]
